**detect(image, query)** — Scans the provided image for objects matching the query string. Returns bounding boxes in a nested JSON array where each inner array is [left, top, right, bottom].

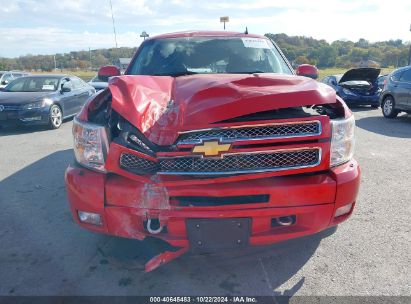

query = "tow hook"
[[146, 218, 163, 234], [277, 216, 295, 226]]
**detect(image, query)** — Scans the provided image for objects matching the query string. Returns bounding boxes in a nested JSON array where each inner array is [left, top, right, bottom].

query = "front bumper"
[[0, 108, 50, 126], [341, 94, 380, 106], [65, 160, 360, 249]]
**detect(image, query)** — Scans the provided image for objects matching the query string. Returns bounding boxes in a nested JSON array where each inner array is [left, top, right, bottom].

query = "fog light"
[[77, 210, 102, 226], [334, 203, 353, 217]]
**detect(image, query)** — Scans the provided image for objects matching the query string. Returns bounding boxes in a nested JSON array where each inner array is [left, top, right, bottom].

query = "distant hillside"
[[0, 47, 137, 71], [0, 33, 409, 71], [266, 33, 410, 68]]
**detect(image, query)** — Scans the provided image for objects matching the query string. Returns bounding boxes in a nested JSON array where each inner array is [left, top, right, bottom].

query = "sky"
[[0, 0, 411, 58]]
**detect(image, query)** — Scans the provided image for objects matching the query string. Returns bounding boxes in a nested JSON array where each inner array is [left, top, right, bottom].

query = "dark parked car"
[[321, 68, 381, 108], [380, 66, 411, 118], [0, 75, 95, 129]]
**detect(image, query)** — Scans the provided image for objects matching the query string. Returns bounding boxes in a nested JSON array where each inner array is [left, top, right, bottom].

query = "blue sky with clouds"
[[1, 0, 410, 57]]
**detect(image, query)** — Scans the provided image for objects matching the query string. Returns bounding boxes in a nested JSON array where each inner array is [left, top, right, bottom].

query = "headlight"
[[330, 115, 355, 167], [342, 88, 355, 96], [23, 101, 44, 110], [23, 98, 53, 110], [73, 117, 109, 172]]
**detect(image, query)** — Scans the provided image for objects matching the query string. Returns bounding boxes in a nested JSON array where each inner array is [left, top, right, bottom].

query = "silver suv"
[[380, 66, 411, 118], [0, 71, 30, 89]]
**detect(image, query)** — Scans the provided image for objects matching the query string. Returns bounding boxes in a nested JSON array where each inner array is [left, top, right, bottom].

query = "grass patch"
[[318, 67, 395, 80], [31, 70, 96, 81]]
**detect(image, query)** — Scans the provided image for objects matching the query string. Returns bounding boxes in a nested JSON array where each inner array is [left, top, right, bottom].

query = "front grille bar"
[[0, 105, 21, 111], [120, 148, 321, 176], [171, 194, 270, 207], [176, 121, 321, 145]]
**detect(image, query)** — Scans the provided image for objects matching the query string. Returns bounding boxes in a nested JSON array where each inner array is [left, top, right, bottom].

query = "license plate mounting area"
[[186, 218, 251, 253]]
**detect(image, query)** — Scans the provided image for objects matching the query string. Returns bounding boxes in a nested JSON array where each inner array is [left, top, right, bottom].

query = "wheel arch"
[[52, 101, 64, 117], [380, 93, 394, 105]]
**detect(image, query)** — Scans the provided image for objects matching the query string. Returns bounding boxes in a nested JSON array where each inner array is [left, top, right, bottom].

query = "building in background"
[[356, 59, 380, 68]]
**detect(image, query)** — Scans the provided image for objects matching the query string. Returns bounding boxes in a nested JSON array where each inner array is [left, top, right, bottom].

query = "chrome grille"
[[119, 149, 321, 175], [120, 153, 158, 173], [128, 134, 154, 153], [177, 121, 321, 144]]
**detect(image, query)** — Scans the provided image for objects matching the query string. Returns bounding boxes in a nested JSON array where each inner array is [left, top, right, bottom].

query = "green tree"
[[318, 46, 337, 67]]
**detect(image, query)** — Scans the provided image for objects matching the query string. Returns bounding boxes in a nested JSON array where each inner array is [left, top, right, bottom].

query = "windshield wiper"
[[152, 71, 199, 77]]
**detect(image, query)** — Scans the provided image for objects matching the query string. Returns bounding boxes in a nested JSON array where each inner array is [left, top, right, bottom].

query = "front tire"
[[48, 105, 63, 129], [381, 96, 399, 118]]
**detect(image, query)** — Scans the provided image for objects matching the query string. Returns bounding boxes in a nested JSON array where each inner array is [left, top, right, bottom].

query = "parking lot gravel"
[[0, 108, 410, 297]]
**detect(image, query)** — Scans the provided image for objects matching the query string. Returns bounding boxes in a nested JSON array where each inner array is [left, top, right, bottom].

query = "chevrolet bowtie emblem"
[[192, 141, 231, 157]]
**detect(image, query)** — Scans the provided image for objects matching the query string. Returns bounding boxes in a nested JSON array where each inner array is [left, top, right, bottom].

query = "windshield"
[[5, 76, 60, 92], [128, 37, 292, 76], [2, 73, 14, 83]]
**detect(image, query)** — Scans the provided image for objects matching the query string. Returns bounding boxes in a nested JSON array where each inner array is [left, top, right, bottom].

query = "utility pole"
[[89, 47, 92, 70], [53, 55, 57, 71], [109, 0, 118, 48]]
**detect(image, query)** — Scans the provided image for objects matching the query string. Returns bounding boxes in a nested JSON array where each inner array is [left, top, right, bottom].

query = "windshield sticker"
[[241, 38, 270, 49], [42, 84, 55, 90]]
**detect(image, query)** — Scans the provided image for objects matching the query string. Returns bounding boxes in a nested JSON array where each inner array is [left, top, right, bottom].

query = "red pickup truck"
[[65, 31, 360, 271]]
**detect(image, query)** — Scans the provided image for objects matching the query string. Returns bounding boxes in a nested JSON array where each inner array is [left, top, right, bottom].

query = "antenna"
[[244, 27, 248, 34]]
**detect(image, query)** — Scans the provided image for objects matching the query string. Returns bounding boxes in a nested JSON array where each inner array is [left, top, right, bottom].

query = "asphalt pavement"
[[0, 108, 410, 297]]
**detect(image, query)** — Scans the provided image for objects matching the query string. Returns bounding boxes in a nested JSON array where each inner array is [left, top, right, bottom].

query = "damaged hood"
[[109, 74, 336, 145], [339, 68, 380, 84]]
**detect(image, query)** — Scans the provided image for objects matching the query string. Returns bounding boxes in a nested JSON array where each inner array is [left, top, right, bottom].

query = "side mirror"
[[98, 65, 121, 79], [61, 86, 71, 93], [330, 80, 337, 86], [1, 80, 8, 85], [296, 64, 319, 80]]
